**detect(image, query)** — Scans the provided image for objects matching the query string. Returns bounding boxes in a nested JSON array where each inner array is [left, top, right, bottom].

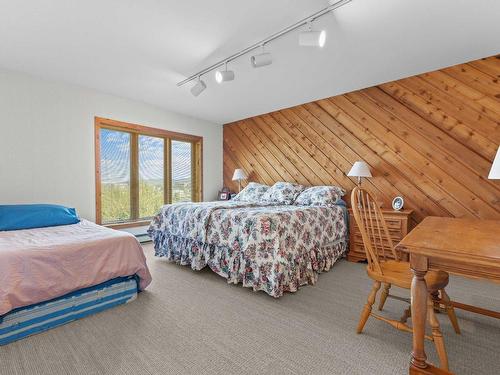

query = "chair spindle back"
[[351, 187, 399, 275]]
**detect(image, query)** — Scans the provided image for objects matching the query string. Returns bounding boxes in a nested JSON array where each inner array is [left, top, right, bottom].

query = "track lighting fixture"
[[299, 22, 326, 47], [190, 76, 206, 97], [251, 45, 272, 68], [215, 62, 235, 84], [177, 0, 352, 90]]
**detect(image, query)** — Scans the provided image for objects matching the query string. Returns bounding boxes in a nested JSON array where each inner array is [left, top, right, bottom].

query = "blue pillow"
[[0, 204, 80, 231]]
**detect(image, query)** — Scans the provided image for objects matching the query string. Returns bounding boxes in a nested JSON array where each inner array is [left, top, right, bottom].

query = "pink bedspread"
[[0, 219, 152, 315]]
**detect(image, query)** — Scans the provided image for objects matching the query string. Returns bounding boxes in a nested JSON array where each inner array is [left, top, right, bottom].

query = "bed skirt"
[[0, 276, 138, 346], [153, 233, 348, 298]]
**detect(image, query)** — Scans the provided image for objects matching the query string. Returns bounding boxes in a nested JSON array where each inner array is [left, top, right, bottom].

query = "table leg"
[[410, 254, 429, 370]]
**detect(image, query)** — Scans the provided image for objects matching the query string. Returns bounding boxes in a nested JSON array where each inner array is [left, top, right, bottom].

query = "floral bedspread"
[[149, 201, 260, 242], [148, 202, 348, 297]]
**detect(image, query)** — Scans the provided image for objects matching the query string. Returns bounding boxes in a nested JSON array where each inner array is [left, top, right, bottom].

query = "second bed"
[[148, 200, 348, 297]]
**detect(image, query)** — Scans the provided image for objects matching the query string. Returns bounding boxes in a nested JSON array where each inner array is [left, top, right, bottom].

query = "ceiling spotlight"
[[190, 76, 206, 97], [251, 45, 272, 68], [215, 62, 235, 84], [299, 22, 326, 48]]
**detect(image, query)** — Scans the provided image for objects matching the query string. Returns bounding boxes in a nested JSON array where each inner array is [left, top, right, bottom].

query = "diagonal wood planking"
[[223, 55, 500, 224]]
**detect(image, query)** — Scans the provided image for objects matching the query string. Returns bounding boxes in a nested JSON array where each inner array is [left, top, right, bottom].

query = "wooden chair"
[[351, 187, 460, 371]]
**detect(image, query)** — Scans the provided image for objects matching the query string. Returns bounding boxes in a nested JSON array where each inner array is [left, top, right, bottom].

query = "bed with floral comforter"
[[148, 201, 348, 297]]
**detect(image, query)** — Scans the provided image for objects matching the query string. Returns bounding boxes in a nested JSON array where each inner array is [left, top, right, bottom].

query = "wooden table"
[[396, 217, 500, 375]]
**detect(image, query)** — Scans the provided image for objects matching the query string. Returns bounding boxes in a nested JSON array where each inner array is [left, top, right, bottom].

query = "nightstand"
[[347, 208, 413, 262]]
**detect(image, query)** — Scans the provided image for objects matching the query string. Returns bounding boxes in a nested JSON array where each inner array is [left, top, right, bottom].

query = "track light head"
[[215, 63, 235, 83], [190, 77, 206, 97], [299, 21, 326, 48], [299, 29, 326, 47], [215, 70, 235, 83], [251, 52, 272, 68]]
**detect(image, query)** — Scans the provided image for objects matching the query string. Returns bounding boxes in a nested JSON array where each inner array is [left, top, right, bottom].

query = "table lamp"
[[488, 146, 500, 179], [347, 161, 372, 186], [232, 168, 247, 192]]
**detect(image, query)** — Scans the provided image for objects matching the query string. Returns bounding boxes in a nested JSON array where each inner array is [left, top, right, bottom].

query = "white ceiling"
[[0, 0, 499, 124]]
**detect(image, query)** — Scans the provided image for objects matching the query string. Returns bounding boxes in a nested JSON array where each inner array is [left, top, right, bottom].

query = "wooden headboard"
[[223, 55, 500, 225]]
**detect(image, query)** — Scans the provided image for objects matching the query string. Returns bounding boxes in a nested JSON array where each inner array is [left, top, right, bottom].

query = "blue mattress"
[[0, 276, 138, 345]]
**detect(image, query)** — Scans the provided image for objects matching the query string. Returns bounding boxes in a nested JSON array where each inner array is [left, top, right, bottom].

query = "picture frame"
[[218, 191, 230, 200], [392, 196, 404, 211]]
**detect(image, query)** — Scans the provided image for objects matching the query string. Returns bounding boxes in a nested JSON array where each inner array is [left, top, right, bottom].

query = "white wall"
[[0, 69, 223, 221]]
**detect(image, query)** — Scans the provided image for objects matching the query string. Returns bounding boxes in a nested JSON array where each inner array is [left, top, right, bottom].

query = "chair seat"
[[366, 260, 449, 290]]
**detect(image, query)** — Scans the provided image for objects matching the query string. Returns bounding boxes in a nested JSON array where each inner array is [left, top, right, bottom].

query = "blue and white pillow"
[[262, 182, 305, 205], [232, 182, 270, 202], [294, 186, 346, 206]]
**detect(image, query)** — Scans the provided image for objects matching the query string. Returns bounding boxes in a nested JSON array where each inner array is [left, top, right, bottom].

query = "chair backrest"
[[351, 187, 399, 275]]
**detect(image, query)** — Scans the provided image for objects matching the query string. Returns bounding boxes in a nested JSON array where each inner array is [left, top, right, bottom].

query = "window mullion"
[[198, 141, 202, 201], [164, 138, 172, 204], [191, 142, 196, 202], [130, 133, 139, 220]]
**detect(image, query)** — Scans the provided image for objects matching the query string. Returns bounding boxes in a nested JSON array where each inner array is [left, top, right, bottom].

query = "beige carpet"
[[1, 243, 499, 375]]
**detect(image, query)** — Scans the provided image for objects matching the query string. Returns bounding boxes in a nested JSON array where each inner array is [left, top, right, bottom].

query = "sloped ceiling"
[[0, 0, 499, 124]]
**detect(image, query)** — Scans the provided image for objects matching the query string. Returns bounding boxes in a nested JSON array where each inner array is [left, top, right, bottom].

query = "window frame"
[[94, 117, 203, 227]]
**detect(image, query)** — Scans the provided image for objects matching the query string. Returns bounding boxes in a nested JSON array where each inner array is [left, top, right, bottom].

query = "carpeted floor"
[[1, 243, 499, 375]]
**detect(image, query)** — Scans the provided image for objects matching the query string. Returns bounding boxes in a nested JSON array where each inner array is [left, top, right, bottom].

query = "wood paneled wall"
[[223, 55, 500, 224]]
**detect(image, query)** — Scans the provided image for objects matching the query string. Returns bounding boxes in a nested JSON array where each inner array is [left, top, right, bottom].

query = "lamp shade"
[[347, 161, 372, 178], [232, 169, 247, 181], [488, 146, 500, 179]]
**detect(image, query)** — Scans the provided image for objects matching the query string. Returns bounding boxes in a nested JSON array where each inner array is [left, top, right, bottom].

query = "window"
[[95, 117, 202, 226]]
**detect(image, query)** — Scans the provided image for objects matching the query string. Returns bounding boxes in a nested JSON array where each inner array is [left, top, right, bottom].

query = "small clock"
[[392, 196, 404, 211]]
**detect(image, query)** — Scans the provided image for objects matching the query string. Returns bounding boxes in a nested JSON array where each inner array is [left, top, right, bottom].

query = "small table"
[[396, 216, 500, 375]]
